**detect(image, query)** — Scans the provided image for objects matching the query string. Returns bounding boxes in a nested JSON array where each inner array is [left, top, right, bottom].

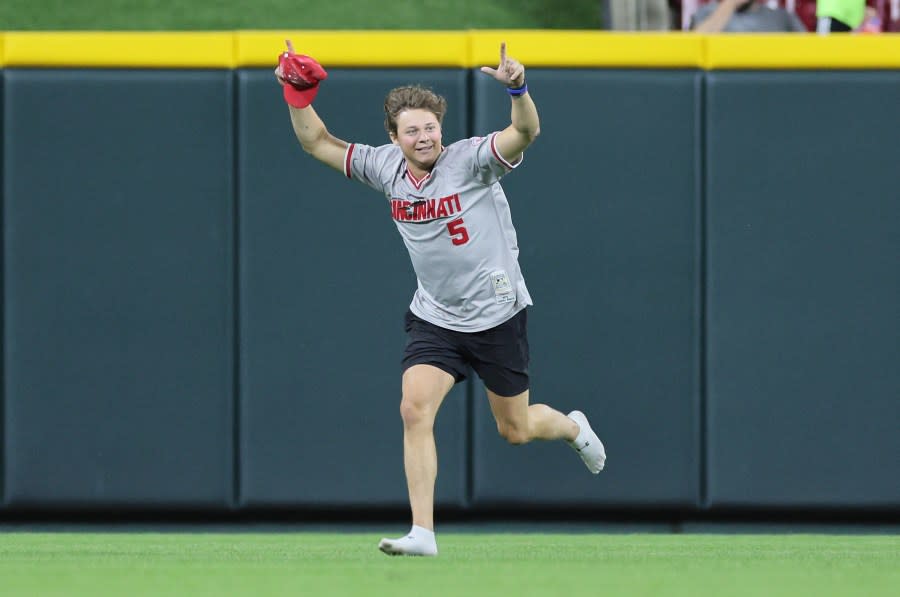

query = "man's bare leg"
[[379, 364, 454, 556], [487, 389, 606, 473]]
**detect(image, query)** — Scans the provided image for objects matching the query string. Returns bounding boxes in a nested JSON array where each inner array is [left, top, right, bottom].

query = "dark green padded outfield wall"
[[1, 66, 897, 514]]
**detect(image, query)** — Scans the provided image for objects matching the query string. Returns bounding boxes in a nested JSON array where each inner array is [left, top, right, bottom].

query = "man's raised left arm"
[[480, 42, 540, 164]]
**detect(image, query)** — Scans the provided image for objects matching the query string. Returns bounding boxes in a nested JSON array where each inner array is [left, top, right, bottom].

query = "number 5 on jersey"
[[447, 218, 469, 246]]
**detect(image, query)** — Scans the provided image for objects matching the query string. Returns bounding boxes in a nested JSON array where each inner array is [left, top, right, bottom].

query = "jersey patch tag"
[[491, 270, 515, 304]]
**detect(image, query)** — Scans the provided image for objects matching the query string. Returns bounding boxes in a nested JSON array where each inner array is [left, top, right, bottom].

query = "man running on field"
[[275, 40, 606, 557]]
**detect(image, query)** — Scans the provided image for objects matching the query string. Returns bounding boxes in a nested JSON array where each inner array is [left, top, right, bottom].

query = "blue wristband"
[[506, 83, 528, 97]]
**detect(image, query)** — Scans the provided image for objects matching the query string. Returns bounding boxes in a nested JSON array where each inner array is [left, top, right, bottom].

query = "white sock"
[[409, 525, 435, 542], [378, 525, 438, 556], [567, 410, 606, 474], [569, 422, 590, 450]]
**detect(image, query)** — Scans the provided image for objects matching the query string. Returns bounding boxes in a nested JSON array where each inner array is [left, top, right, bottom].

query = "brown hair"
[[384, 85, 447, 136]]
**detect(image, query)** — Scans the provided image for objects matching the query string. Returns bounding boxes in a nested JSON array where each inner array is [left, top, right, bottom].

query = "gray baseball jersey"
[[344, 132, 532, 332]]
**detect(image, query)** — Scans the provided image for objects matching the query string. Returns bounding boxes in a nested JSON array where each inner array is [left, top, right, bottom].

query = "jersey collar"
[[404, 147, 445, 190]]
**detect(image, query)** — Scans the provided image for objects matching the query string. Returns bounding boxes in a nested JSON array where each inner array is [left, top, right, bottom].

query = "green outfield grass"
[[0, 0, 601, 30], [0, 532, 897, 596]]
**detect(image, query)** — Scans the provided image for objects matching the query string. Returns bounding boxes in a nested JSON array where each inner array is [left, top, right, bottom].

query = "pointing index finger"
[[499, 42, 507, 65], [285, 39, 295, 54]]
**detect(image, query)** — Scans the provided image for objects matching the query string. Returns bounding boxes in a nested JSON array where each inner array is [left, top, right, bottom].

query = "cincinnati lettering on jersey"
[[391, 193, 462, 222]]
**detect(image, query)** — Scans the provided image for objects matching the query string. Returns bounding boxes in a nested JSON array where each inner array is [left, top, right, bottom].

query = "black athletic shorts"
[[402, 309, 530, 397]]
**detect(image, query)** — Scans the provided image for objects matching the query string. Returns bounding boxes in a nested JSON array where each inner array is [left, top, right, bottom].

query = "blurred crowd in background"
[[602, 0, 899, 32]]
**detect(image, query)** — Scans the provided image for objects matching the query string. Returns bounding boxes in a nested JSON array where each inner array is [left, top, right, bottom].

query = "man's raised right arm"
[[286, 105, 349, 173], [276, 40, 349, 173]]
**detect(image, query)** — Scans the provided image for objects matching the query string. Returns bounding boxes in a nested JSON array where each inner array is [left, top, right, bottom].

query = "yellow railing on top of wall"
[[1, 31, 898, 69]]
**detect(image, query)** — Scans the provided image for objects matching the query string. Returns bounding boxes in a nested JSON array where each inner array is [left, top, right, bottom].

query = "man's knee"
[[496, 421, 530, 445], [400, 393, 435, 429]]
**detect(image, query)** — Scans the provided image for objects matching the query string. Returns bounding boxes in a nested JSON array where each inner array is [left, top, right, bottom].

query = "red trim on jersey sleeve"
[[344, 144, 355, 178], [489, 132, 522, 170]]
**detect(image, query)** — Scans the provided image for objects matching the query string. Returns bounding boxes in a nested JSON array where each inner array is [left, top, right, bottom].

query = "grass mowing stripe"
[[0, 533, 897, 597]]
